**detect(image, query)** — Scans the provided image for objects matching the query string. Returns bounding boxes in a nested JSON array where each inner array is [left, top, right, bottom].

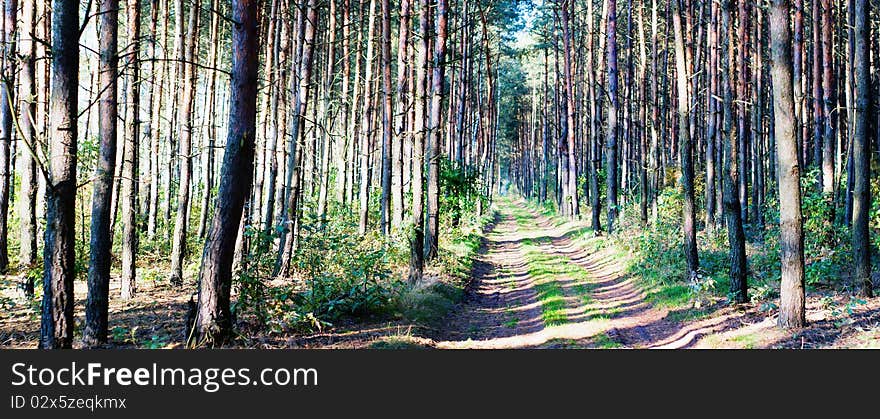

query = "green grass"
[[645, 284, 693, 309], [593, 332, 624, 349], [728, 332, 762, 349], [573, 283, 594, 305], [503, 306, 519, 328], [665, 306, 714, 323], [532, 278, 568, 326]]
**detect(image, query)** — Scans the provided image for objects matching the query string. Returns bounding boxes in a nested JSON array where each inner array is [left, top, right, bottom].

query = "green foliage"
[[233, 222, 397, 334], [439, 160, 484, 226]]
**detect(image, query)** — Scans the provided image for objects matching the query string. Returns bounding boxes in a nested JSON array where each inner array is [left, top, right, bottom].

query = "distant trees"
[[505, 0, 877, 326]]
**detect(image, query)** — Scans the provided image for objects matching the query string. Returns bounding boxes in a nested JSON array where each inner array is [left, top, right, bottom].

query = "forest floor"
[[344, 198, 880, 349], [2, 197, 879, 349]]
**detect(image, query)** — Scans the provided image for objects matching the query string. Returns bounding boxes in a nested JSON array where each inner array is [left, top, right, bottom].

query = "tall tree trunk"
[[559, 0, 579, 219], [672, 0, 699, 281], [392, 0, 411, 230], [793, 0, 804, 170], [409, 0, 430, 283], [852, 0, 873, 297], [190, 0, 259, 347], [357, 0, 377, 234], [738, 0, 751, 224], [170, 0, 200, 286], [0, 0, 17, 273], [820, 0, 835, 199], [84, 0, 119, 346], [721, 0, 748, 303], [277, 0, 318, 277], [770, 0, 806, 328], [40, 0, 79, 349], [606, 0, 619, 233], [425, 0, 447, 260], [705, 0, 718, 231], [316, 0, 337, 225], [121, 0, 141, 299], [198, 0, 222, 239], [148, 0, 169, 239], [19, 0, 38, 283], [380, 0, 393, 235]]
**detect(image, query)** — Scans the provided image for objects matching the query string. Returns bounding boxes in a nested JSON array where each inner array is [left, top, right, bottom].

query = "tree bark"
[[170, 0, 200, 286], [40, 0, 79, 349], [559, 0, 579, 219], [357, 0, 377, 234], [277, 0, 318, 277], [770, 0, 807, 328], [18, 0, 38, 281], [0, 0, 17, 273], [672, 0, 699, 281], [191, 0, 259, 347], [425, 0, 448, 260], [121, 0, 141, 300], [606, 0, 619, 233], [721, 0, 748, 303], [409, 0, 430, 283], [380, 0, 393, 235], [852, 0, 873, 297], [392, 0, 411, 230], [84, 0, 119, 346]]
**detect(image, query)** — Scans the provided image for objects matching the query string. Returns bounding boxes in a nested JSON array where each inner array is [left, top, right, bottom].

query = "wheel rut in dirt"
[[436, 198, 708, 349]]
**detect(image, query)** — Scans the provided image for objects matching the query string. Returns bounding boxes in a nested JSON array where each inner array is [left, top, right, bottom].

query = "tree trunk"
[[40, 0, 79, 349], [19, 0, 38, 282], [121, 0, 141, 300], [198, 0, 222, 239], [0, 0, 17, 273], [392, 0, 411, 230], [559, 0, 579, 219], [425, 0, 447, 260], [357, 0, 377, 234], [606, 0, 619, 233], [721, 0, 748, 303], [84, 0, 119, 346], [672, 0, 699, 281], [769, 0, 806, 328], [380, 0, 393, 235], [170, 0, 200, 286], [190, 0, 259, 347], [277, 0, 318, 277], [409, 0, 430, 283], [851, 0, 873, 297], [820, 0, 835, 201]]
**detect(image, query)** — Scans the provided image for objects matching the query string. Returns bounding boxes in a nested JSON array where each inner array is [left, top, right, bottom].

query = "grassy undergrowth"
[[522, 168, 880, 324]]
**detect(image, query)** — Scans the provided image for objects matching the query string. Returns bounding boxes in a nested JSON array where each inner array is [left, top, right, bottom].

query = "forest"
[[0, 0, 878, 349]]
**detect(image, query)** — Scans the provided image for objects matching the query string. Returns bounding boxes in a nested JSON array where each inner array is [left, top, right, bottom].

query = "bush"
[[232, 219, 397, 334]]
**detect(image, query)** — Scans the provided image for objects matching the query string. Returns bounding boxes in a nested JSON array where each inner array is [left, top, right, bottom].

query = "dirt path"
[[436, 198, 712, 349]]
